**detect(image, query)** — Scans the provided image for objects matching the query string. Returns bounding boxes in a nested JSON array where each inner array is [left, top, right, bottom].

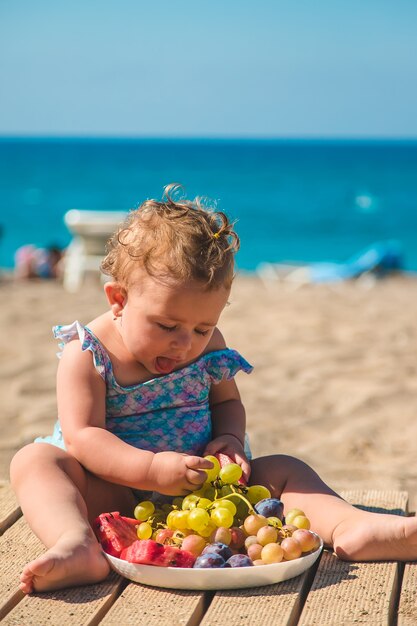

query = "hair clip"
[[212, 232, 220, 239]]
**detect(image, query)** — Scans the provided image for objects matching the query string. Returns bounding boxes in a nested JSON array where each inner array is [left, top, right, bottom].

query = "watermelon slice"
[[121, 539, 196, 568], [94, 511, 138, 557], [215, 452, 247, 485], [162, 545, 196, 568]]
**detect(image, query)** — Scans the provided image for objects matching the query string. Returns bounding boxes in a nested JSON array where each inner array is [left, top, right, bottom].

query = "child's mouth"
[[155, 356, 179, 375]]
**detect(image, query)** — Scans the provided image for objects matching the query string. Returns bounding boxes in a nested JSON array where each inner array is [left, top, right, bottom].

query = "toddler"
[[10, 184, 417, 594]]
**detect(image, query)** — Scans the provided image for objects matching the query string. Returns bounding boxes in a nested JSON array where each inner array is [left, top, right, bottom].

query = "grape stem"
[[218, 487, 255, 514]]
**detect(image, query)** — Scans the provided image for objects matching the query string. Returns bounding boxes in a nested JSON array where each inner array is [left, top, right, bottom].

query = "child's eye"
[[195, 329, 210, 336], [158, 323, 177, 332]]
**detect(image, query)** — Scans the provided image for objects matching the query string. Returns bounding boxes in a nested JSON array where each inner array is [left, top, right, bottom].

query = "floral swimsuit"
[[35, 321, 253, 457]]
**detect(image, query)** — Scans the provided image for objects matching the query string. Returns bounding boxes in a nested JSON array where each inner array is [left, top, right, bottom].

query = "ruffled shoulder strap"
[[52, 321, 109, 381], [200, 349, 253, 384]]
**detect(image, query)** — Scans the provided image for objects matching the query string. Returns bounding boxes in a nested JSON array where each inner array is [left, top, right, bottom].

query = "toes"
[[20, 569, 33, 583], [19, 580, 34, 594], [30, 557, 54, 578], [20, 568, 36, 594]]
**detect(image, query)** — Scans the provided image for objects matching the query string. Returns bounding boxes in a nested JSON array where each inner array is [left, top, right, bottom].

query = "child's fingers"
[[184, 455, 212, 487], [203, 440, 223, 455], [185, 455, 213, 470], [224, 452, 251, 482], [187, 470, 207, 486], [238, 457, 252, 482]]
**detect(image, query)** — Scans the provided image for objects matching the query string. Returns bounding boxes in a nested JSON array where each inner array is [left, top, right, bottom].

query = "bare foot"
[[332, 511, 417, 561], [20, 533, 110, 593]]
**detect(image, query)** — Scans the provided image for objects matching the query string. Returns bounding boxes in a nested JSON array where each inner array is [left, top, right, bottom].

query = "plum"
[[194, 553, 229, 568], [227, 554, 254, 567], [254, 498, 284, 520]]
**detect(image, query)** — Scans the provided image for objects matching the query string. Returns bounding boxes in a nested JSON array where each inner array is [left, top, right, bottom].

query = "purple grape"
[[194, 553, 228, 568], [202, 542, 233, 561], [254, 498, 284, 520], [227, 554, 254, 567]]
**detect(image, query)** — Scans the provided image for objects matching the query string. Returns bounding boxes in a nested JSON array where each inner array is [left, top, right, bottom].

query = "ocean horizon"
[[1, 137, 417, 273]]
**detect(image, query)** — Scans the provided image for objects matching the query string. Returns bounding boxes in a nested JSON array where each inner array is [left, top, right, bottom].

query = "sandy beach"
[[2, 272, 417, 510]]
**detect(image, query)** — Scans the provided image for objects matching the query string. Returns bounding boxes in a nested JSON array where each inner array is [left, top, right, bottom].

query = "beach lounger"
[[257, 240, 403, 288], [63, 210, 127, 292]]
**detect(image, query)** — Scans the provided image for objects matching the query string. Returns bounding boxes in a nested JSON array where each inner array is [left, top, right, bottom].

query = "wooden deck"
[[1, 483, 417, 625]]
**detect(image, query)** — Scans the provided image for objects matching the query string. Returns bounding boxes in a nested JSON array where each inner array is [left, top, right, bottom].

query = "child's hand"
[[147, 451, 213, 496], [204, 435, 251, 483]]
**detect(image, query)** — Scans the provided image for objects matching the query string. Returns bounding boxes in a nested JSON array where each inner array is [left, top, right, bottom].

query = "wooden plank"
[[0, 487, 410, 625], [200, 490, 407, 626], [0, 486, 204, 625], [341, 489, 408, 516], [0, 490, 204, 625], [398, 563, 417, 626], [0, 510, 125, 624], [296, 489, 407, 626], [2, 573, 125, 626], [199, 568, 319, 626], [1, 573, 125, 626], [100, 583, 208, 626], [0, 482, 21, 535], [0, 516, 46, 619], [298, 550, 400, 626]]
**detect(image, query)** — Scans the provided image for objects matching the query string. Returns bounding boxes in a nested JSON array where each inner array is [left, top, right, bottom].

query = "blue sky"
[[1, 0, 416, 138]]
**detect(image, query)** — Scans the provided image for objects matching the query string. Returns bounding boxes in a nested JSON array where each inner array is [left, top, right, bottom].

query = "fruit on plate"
[[226, 554, 253, 567], [254, 498, 284, 520], [215, 452, 246, 485], [201, 541, 233, 561], [121, 539, 196, 568], [96, 454, 322, 569], [194, 553, 229, 568], [94, 511, 138, 557]]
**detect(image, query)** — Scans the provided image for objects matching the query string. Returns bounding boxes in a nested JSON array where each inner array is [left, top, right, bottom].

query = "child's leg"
[[250, 455, 417, 561], [10, 443, 136, 593]]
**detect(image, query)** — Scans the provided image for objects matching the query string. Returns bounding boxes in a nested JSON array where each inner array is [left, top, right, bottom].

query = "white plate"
[[104, 536, 323, 590]]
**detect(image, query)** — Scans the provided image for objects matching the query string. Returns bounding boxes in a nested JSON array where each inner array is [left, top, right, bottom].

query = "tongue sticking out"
[[155, 356, 177, 374]]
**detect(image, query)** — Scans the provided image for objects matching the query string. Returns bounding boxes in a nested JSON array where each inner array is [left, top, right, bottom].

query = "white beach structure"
[[63, 209, 127, 292]]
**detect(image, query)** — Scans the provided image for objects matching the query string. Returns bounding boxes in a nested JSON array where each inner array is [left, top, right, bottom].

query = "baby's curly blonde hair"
[[101, 184, 240, 290]]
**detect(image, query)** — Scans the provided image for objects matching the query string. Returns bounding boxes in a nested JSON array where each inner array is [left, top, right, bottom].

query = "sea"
[[1, 138, 417, 273]]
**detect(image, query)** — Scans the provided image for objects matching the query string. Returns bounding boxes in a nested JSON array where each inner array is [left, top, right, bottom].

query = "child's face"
[[106, 272, 230, 375]]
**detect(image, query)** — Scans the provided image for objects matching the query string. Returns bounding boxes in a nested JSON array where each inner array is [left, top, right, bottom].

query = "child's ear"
[[104, 282, 127, 318]]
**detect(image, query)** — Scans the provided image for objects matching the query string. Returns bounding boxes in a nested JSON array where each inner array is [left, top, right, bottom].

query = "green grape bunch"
[[130, 454, 321, 566]]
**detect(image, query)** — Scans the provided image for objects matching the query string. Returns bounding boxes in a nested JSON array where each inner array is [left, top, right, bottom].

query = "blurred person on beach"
[[14, 244, 63, 280], [10, 184, 417, 593]]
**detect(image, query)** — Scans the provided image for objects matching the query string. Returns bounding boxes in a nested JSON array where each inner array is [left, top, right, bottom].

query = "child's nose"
[[172, 330, 192, 351]]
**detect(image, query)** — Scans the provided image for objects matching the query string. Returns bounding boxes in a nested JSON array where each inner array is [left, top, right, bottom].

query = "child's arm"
[[205, 377, 251, 481], [57, 341, 211, 495], [203, 330, 251, 481]]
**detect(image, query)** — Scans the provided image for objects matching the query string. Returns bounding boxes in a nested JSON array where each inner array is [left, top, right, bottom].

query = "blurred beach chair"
[[63, 209, 127, 292], [257, 240, 403, 288]]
